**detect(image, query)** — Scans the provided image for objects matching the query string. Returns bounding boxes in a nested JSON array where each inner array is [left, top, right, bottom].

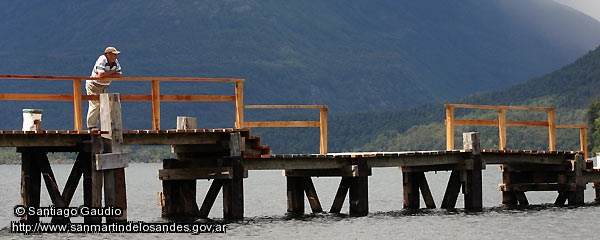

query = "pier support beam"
[[440, 132, 483, 210], [20, 150, 42, 223], [349, 159, 369, 216], [98, 93, 128, 223], [161, 131, 246, 221], [285, 176, 324, 214], [285, 159, 369, 216], [463, 132, 483, 210], [402, 171, 436, 209]]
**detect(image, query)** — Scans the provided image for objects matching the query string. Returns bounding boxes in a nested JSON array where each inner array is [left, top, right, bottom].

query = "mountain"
[[0, 1, 599, 153], [344, 44, 600, 153]]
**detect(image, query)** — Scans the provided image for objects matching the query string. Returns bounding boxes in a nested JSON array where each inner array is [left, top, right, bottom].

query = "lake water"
[[0, 162, 598, 239]]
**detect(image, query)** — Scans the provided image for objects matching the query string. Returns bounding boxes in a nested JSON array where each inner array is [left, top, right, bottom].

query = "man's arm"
[[97, 70, 122, 78]]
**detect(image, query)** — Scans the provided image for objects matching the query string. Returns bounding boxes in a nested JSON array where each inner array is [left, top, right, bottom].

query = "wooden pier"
[[4, 129, 600, 222], [1, 75, 600, 223]]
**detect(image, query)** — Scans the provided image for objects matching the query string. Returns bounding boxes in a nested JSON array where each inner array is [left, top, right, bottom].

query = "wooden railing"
[[445, 104, 587, 158], [0, 74, 328, 153], [0, 74, 245, 131], [243, 105, 328, 154]]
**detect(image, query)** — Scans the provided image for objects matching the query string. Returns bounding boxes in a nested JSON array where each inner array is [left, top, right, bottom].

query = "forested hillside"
[[351, 45, 600, 153], [1, 1, 600, 161], [1, 1, 599, 130]]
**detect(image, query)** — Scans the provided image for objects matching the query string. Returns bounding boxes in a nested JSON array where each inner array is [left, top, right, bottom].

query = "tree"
[[587, 96, 600, 153]]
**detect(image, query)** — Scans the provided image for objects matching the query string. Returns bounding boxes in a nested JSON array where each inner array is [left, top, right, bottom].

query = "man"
[[86, 46, 122, 130]]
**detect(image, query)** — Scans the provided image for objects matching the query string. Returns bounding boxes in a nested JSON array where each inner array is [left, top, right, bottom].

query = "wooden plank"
[[243, 157, 350, 170], [61, 154, 85, 206], [95, 153, 130, 170], [158, 167, 236, 180], [20, 150, 41, 223], [161, 180, 201, 219], [453, 119, 498, 126], [498, 108, 507, 150], [243, 121, 320, 128], [463, 132, 483, 210], [111, 169, 127, 222], [304, 178, 323, 213], [499, 183, 576, 191], [444, 104, 553, 111], [88, 136, 103, 223], [418, 172, 436, 209], [245, 105, 327, 109], [0, 74, 246, 83], [122, 131, 232, 146], [403, 171, 421, 209], [286, 177, 305, 214], [235, 81, 244, 128], [446, 105, 454, 150], [171, 144, 224, 153], [72, 79, 83, 130], [441, 170, 461, 209], [199, 180, 224, 218], [103, 170, 116, 214], [112, 94, 236, 102], [100, 93, 123, 152], [0, 93, 74, 101], [320, 107, 328, 154], [548, 108, 556, 151], [176, 116, 197, 130], [349, 158, 368, 216], [230, 132, 242, 157], [349, 176, 369, 216], [151, 80, 160, 130], [284, 167, 366, 177], [454, 119, 549, 128], [329, 177, 350, 214], [481, 152, 572, 165], [223, 158, 244, 220], [0, 134, 89, 147]]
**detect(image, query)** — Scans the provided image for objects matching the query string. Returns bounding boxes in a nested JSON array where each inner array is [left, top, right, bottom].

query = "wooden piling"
[[402, 171, 421, 209], [349, 158, 369, 216], [462, 132, 483, 210], [286, 176, 305, 214], [20, 150, 41, 223], [568, 154, 585, 206], [99, 93, 128, 223], [223, 136, 245, 220]]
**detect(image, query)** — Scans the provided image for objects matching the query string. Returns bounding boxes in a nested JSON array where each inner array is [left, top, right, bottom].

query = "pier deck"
[[2, 129, 599, 222]]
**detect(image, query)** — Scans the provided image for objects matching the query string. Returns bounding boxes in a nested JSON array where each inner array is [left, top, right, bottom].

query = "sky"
[[555, 0, 600, 21]]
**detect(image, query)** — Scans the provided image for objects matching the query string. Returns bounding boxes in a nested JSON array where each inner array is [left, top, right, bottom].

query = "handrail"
[[243, 105, 328, 154], [0, 74, 245, 131], [445, 104, 587, 158], [0, 74, 329, 154]]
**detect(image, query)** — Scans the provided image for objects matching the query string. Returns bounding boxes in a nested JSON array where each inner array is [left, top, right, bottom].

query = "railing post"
[[498, 107, 507, 150], [151, 80, 161, 130], [235, 81, 244, 128], [445, 105, 455, 150], [580, 127, 588, 159], [319, 106, 328, 154], [73, 79, 83, 130], [548, 108, 556, 151]]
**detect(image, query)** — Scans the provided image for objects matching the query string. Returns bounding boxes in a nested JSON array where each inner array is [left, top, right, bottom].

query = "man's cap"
[[104, 46, 120, 54]]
